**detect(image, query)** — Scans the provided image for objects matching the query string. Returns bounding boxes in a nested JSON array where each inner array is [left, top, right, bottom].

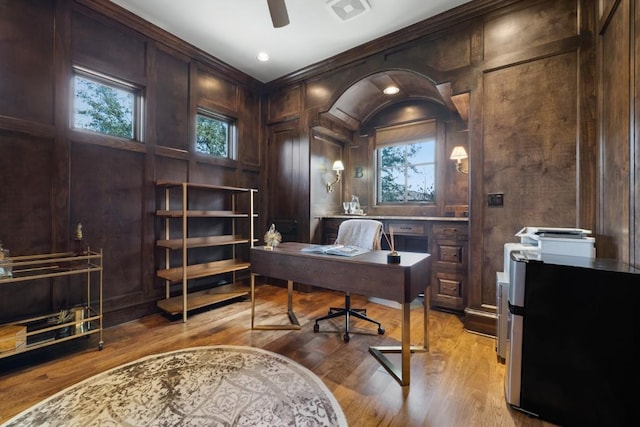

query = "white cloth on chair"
[[334, 219, 382, 250]]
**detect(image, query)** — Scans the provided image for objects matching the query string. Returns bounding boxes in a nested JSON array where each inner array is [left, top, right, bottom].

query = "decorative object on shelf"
[[0, 241, 12, 278], [450, 145, 469, 174], [264, 223, 282, 250], [0, 324, 26, 354], [349, 194, 364, 214], [48, 309, 74, 339], [73, 223, 87, 256], [342, 201, 350, 214], [325, 160, 344, 192], [73, 306, 88, 334], [383, 227, 401, 264]]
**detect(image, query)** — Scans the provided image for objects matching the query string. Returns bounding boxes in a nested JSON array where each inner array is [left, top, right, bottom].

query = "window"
[[375, 120, 436, 204], [196, 110, 237, 159], [72, 69, 140, 140]]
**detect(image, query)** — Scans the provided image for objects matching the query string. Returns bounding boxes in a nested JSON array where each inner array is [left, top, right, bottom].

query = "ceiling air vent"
[[327, 0, 371, 22]]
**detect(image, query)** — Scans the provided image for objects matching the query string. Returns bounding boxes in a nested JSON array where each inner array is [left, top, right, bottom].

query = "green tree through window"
[[73, 75, 135, 139], [196, 114, 229, 157]]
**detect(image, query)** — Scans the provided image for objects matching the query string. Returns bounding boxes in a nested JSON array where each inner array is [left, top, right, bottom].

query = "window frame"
[[71, 66, 143, 142], [373, 119, 438, 206]]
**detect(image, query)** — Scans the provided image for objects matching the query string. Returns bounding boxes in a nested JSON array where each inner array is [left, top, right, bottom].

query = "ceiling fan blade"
[[267, 0, 290, 28]]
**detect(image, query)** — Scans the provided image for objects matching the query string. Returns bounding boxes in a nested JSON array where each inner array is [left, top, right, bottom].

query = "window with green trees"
[[72, 70, 139, 140], [375, 120, 436, 204], [196, 110, 236, 159]]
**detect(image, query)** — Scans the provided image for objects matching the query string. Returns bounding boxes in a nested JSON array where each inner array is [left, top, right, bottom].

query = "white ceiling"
[[109, 0, 472, 83]]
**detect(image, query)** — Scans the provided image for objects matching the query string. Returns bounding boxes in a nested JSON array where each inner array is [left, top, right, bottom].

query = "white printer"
[[514, 226, 595, 258], [495, 227, 595, 363]]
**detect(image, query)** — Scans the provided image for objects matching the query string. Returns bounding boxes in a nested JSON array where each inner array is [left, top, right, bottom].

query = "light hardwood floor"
[[0, 284, 557, 426]]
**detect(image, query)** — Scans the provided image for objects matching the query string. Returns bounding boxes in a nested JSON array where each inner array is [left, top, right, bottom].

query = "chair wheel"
[[378, 328, 385, 335], [343, 333, 350, 342], [313, 324, 319, 332]]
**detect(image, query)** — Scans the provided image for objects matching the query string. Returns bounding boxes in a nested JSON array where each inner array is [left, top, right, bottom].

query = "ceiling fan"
[[267, 0, 290, 28]]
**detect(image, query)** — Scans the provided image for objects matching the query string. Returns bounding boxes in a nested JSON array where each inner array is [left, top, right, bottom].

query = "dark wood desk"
[[250, 242, 432, 386]]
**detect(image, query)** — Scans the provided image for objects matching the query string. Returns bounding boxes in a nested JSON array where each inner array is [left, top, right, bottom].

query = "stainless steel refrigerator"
[[505, 251, 639, 425]]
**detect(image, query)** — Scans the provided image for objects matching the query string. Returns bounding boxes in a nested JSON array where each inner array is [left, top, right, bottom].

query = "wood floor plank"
[[0, 284, 557, 426]]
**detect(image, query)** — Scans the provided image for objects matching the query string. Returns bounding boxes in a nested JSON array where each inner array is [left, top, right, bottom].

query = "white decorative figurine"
[[264, 224, 282, 250]]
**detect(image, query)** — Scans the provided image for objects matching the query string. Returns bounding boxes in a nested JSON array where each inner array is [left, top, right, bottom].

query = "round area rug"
[[2, 345, 348, 427]]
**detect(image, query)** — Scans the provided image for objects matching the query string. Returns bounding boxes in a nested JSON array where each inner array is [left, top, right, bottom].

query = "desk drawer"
[[432, 223, 468, 240], [439, 245, 462, 263], [385, 221, 425, 236]]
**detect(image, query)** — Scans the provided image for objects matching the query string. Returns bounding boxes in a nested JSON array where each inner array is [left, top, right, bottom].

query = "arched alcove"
[[319, 69, 468, 131]]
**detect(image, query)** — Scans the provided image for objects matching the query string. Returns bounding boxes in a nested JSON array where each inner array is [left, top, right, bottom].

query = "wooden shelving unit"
[[155, 181, 257, 322], [0, 250, 103, 359]]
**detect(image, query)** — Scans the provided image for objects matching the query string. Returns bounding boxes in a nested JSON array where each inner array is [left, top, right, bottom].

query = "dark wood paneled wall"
[[598, 0, 634, 264], [263, 0, 605, 334], [0, 0, 261, 326], [3, 0, 636, 336]]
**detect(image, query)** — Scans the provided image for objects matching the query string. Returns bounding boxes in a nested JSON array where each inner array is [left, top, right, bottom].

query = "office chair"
[[313, 219, 385, 342]]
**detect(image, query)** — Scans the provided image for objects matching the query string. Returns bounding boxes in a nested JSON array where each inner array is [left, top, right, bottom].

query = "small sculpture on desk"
[[73, 223, 87, 256], [264, 224, 282, 250]]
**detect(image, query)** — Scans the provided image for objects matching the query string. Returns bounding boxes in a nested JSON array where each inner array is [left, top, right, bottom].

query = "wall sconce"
[[450, 146, 468, 174], [326, 160, 344, 192]]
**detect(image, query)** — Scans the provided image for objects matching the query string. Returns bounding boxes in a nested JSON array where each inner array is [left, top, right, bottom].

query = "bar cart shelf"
[[0, 250, 103, 359]]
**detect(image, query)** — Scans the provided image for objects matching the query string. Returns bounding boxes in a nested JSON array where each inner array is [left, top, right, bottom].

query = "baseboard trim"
[[463, 307, 497, 337]]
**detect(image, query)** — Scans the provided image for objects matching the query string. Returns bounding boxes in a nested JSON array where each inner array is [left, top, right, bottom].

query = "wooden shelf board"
[[157, 259, 251, 283], [156, 210, 248, 218], [156, 181, 257, 193], [156, 235, 250, 250], [156, 285, 250, 315]]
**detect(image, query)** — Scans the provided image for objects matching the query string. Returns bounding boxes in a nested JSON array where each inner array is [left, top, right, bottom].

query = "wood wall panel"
[[266, 121, 306, 241], [238, 90, 260, 168], [71, 7, 146, 84], [0, 134, 54, 321], [389, 27, 472, 72], [70, 143, 146, 302], [197, 68, 239, 113], [0, 0, 263, 327], [268, 86, 302, 122], [0, 134, 53, 255], [635, 0, 640, 267], [483, 0, 577, 59], [481, 52, 578, 303], [155, 48, 189, 150], [0, 0, 54, 124], [154, 156, 188, 185], [599, 0, 630, 261]]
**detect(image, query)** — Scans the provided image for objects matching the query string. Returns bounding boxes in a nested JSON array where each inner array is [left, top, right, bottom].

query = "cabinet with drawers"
[[321, 216, 468, 311], [430, 222, 468, 311]]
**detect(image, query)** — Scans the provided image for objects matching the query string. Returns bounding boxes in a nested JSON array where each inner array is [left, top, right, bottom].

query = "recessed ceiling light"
[[383, 86, 400, 95], [257, 52, 270, 62]]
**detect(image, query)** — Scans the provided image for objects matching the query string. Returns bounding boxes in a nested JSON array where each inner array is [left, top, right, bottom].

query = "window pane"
[[406, 164, 435, 201], [196, 114, 229, 158], [377, 139, 435, 204], [73, 75, 134, 139]]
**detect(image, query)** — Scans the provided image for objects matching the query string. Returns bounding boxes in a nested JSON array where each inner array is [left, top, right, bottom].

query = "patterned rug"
[[1, 345, 348, 427]]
